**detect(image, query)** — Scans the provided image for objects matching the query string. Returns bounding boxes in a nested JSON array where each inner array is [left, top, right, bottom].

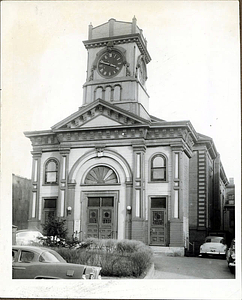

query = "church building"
[[24, 17, 230, 252]]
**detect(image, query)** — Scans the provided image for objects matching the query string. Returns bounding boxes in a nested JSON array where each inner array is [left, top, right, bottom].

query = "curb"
[[143, 263, 155, 279]]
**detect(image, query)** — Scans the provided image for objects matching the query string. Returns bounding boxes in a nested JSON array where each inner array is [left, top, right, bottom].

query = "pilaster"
[[29, 151, 42, 229], [131, 142, 147, 243], [58, 148, 70, 218], [169, 145, 184, 247]]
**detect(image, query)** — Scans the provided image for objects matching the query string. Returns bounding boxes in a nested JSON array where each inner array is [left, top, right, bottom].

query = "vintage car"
[[199, 236, 227, 258], [226, 239, 235, 273], [16, 230, 45, 246], [12, 245, 101, 279]]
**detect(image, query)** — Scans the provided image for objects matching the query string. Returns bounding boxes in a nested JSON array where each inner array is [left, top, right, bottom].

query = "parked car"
[[226, 239, 235, 273], [12, 245, 101, 279], [199, 236, 227, 258], [16, 230, 45, 246]]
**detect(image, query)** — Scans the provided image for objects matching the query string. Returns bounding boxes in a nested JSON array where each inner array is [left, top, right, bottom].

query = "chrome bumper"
[[229, 261, 236, 267]]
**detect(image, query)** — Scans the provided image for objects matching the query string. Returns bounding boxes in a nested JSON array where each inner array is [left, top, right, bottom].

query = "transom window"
[[151, 197, 166, 208], [45, 158, 59, 184], [44, 198, 57, 223], [151, 154, 167, 181], [84, 166, 118, 184]]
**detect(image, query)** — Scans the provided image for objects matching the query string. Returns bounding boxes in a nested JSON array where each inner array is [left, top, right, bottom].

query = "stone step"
[[150, 246, 185, 256]]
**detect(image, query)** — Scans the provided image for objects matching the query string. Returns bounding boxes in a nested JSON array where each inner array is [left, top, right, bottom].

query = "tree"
[[42, 216, 68, 239]]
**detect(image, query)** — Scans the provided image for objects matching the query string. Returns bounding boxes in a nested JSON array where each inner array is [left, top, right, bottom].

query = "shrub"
[[54, 239, 153, 278], [42, 217, 68, 239]]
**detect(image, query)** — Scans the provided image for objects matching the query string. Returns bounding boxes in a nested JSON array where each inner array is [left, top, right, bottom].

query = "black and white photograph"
[[1, 0, 241, 299]]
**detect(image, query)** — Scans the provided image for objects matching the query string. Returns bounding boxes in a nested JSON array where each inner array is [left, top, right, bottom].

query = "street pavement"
[[152, 252, 235, 279]]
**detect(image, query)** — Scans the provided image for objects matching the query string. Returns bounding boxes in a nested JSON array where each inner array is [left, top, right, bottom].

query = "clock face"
[[97, 50, 123, 78]]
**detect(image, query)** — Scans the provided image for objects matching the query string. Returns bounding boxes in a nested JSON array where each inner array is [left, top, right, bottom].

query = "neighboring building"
[[12, 174, 31, 230], [223, 178, 235, 244], [189, 140, 229, 253], [24, 18, 233, 252]]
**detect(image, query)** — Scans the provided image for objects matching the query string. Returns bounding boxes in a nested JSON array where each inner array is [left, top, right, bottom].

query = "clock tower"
[[82, 17, 151, 119]]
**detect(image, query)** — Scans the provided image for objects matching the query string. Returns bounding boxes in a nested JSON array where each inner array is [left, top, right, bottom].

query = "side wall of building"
[[12, 174, 31, 230]]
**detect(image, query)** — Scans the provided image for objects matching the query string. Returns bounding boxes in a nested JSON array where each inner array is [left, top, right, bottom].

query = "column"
[[131, 143, 147, 243], [58, 149, 70, 218], [170, 146, 184, 247], [29, 151, 42, 228]]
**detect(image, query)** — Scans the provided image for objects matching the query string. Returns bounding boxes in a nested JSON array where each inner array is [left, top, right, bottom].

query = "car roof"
[[12, 245, 50, 254], [16, 230, 42, 233]]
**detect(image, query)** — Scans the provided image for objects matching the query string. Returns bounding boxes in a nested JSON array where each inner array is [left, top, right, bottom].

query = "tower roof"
[[83, 17, 151, 64]]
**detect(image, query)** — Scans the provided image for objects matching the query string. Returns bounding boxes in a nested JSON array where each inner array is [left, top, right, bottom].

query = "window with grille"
[[84, 166, 118, 184], [151, 154, 167, 181], [45, 159, 59, 184]]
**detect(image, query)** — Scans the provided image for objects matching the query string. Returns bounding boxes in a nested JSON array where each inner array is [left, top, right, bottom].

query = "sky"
[[1, 1, 241, 297], [2, 1, 240, 182]]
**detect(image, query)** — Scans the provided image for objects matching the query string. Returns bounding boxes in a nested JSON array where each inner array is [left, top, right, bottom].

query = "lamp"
[[67, 206, 72, 215], [126, 205, 132, 214]]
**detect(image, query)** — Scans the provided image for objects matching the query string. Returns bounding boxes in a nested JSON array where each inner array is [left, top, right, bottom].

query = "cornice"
[[24, 130, 53, 137], [83, 33, 151, 64], [25, 122, 197, 155], [196, 139, 217, 159]]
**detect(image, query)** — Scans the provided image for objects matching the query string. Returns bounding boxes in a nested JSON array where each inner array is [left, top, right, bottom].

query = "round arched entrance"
[[68, 150, 132, 241]]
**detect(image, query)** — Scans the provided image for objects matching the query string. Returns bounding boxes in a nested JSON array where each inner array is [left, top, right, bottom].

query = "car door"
[[12, 249, 36, 279]]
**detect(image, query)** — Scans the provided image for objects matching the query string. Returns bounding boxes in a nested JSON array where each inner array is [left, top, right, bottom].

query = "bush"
[[42, 217, 67, 239], [54, 239, 153, 278]]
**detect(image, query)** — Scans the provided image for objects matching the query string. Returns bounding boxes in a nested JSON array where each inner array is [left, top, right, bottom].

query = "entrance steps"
[[150, 246, 185, 257]]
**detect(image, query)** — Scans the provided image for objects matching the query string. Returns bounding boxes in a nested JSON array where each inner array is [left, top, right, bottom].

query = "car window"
[[39, 251, 61, 263], [19, 250, 35, 263], [12, 249, 18, 262], [205, 237, 224, 243]]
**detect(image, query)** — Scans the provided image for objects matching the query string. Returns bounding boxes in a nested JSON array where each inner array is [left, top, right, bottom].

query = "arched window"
[[44, 159, 59, 184], [95, 87, 103, 100], [151, 154, 167, 181], [84, 166, 118, 185]]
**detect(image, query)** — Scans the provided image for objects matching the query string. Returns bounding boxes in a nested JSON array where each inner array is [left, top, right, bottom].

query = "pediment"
[[52, 99, 149, 131], [81, 115, 122, 128]]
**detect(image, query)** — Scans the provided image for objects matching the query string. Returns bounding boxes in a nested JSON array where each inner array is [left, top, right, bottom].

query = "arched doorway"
[[68, 149, 133, 241], [84, 166, 118, 239]]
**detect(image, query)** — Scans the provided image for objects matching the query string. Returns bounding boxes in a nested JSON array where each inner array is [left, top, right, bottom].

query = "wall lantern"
[[126, 205, 132, 214], [67, 206, 72, 215]]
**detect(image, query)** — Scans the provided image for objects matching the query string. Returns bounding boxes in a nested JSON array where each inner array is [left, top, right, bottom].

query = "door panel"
[[150, 210, 166, 245], [100, 208, 113, 239], [87, 209, 99, 238], [87, 197, 114, 239]]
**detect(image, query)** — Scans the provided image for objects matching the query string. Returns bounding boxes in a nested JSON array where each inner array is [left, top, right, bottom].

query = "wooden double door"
[[87, 197, 116, 239]]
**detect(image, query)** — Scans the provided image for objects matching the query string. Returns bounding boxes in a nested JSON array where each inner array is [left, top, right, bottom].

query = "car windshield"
[[39, 251, 62, 263], [205, 237, 224, 243]]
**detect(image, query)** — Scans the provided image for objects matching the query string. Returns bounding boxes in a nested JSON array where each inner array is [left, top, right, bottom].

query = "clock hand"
[[100, 61, 118, 69], [109, 63, 118, 68], [100, 60, 111, 66]]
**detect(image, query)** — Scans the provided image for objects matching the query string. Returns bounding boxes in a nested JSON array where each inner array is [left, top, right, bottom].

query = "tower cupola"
[[82, 17, 151, 119]]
